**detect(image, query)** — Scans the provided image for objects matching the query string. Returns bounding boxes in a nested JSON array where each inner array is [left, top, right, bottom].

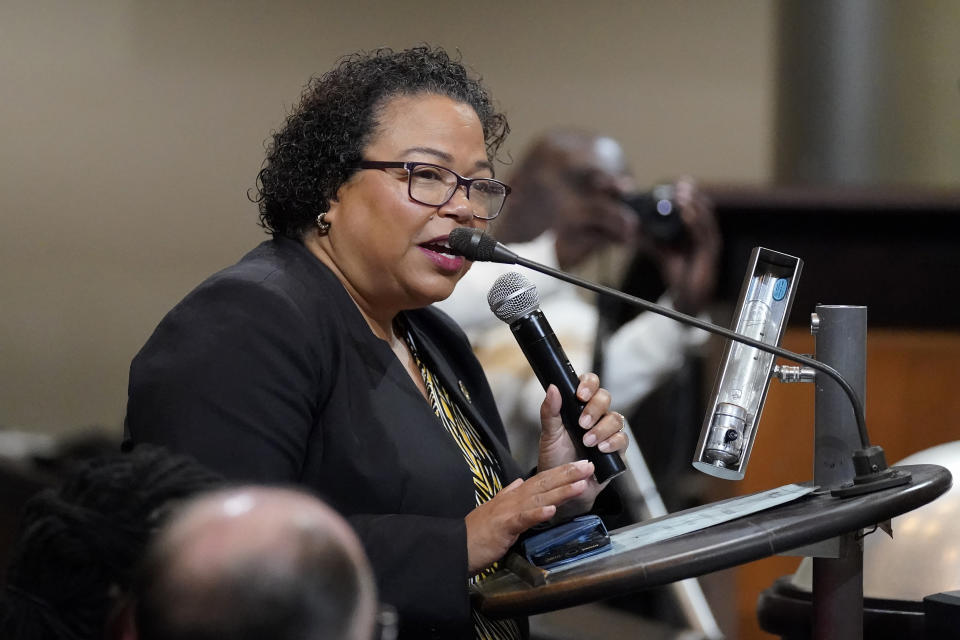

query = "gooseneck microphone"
[[451, 227, 521, 264], [450, 227, 871, 477], [486, 271, 627, 483]]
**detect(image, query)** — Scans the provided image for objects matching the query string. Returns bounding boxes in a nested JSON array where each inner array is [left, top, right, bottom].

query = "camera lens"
[[623, 183, 686, 244]]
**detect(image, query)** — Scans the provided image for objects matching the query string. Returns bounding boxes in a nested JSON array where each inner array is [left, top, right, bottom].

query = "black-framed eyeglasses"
[[355, 161, 511, 220]]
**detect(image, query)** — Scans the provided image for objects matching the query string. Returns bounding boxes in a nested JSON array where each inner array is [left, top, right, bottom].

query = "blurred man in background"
[[440, 128, 721, 473]]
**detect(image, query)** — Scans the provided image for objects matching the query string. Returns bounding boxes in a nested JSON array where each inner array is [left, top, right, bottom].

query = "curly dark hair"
[[0, 446, 223, 640], [251, 45, 510, 239]]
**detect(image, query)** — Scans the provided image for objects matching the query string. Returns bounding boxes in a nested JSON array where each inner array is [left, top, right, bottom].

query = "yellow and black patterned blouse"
[[402, 328, 522, 640]]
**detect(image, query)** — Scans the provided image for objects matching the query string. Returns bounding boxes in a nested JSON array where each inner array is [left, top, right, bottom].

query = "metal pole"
[[775, 1, 960, 186], [811, 305, 867, 640]]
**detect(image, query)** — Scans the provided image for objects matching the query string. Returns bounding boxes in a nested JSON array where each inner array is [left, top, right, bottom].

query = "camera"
[[623, 183, 686, 245]]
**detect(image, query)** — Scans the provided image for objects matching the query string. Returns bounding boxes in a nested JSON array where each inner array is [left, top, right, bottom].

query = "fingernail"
[[579, 414, 591, 428], [598, 441, 610, 452], [583, 433, 596, 446]]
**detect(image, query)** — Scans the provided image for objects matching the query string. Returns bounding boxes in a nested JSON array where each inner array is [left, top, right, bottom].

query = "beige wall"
[[0, 0, 775, 434], [1, 5, 956, 638]]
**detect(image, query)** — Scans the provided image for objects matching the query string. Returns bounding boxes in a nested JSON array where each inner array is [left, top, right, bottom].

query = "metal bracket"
[[773, 364, 817, 384]]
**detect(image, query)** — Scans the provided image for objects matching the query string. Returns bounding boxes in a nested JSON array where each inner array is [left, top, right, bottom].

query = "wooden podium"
[[473, 464, 950, 624]]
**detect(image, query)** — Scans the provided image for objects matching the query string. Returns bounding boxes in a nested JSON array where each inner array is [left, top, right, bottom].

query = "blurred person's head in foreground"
[[0, 445, 223, 640], [124, 486, 379, 640]]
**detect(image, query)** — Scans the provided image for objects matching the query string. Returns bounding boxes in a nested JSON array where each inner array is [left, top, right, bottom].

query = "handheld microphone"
[[486, 271, 627, 483]]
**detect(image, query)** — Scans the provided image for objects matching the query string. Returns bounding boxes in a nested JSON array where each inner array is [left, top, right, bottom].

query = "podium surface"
[[473, 463, 951, 618]]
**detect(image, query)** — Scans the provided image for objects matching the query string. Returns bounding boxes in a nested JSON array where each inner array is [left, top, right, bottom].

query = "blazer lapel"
[[405, 315, 522, 481]]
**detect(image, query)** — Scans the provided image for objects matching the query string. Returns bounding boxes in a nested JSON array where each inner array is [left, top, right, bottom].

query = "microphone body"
[[510, 310, 627, 483], [487, 273, 627, 483]]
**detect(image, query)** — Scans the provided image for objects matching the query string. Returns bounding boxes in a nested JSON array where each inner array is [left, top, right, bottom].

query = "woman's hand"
[[464, 460, 595, 574], [537, 373, 629, 516]]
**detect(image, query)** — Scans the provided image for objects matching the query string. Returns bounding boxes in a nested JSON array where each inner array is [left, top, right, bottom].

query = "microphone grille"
[[487, 272, 540, 323], [448, 228, 497, 261]]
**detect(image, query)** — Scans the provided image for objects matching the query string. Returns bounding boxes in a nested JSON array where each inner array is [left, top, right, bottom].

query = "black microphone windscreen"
[[487, 272, 539, 323], [448, 228, 498, 261]]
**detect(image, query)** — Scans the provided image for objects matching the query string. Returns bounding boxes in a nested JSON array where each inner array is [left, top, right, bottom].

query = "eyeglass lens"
[[408, 164, 506, 219]]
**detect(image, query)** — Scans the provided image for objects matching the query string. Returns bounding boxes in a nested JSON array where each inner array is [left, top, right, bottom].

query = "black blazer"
[[126, 237, 525, 638]]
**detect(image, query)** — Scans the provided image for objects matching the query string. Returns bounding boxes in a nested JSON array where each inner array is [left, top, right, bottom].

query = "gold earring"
[[316, 212, 331, 235]]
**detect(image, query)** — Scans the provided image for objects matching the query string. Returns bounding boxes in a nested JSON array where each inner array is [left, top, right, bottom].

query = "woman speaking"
[[126, 46, 628, 639]]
